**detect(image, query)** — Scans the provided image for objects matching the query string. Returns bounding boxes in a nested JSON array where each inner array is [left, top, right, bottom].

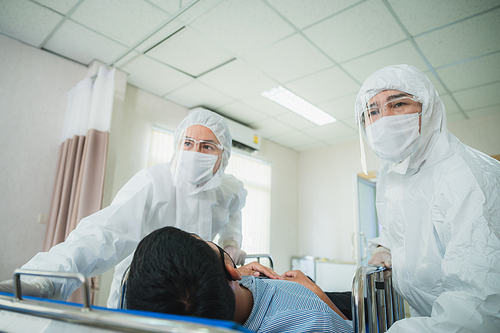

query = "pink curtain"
[[43, 67, 114, 304]]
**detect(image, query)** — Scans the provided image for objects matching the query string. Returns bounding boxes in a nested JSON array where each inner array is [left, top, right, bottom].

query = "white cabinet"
[[292, 256, 356, 292]]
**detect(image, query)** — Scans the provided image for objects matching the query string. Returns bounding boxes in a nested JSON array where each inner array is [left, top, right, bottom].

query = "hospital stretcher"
[[0, 269, 251, 333], [351, 265, 407, 333], [0, 261, 406, 332]]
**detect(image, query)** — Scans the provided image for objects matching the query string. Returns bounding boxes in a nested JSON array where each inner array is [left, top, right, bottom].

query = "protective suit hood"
[[356, 65, 450, 174]]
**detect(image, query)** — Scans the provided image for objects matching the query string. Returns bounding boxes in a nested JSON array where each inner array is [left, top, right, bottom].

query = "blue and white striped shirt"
[[240, 276, 353, 333]]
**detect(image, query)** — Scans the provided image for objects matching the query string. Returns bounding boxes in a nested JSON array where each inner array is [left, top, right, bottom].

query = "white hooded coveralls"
[[21, 110, 247, 308], [356, 65, 500, 332]]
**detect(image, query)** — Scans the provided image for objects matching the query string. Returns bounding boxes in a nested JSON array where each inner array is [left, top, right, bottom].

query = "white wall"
[[298, 140, 363, 263], [448, 113, 500, 156], [258, 140, 299, 274], [298, 112, 500, 263], [0, 35, 87, 280]]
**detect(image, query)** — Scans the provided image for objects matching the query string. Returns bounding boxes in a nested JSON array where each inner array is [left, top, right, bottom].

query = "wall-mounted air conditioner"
[[189, 107, 261, 154]]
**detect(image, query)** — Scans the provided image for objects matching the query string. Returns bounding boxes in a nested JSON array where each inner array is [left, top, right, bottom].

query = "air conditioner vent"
[[189, 107, 261, 154]]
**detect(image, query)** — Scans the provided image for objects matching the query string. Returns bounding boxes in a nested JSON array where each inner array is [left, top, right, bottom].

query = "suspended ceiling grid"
[[1, 0, 499, 152]]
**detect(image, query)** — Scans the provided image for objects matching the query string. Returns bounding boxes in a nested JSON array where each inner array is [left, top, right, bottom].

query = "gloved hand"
[[0, 277, 54, 298], [368, 246, 392, 268], [224, 246, 247, 266]]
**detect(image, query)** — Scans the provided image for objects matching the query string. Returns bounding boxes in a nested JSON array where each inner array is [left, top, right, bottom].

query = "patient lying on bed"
[[125, 226, 353, 333]]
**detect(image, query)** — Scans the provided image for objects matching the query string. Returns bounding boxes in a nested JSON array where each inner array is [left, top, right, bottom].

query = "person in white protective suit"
[[355, 64, 500, 332], [0, 109, 249, 308]]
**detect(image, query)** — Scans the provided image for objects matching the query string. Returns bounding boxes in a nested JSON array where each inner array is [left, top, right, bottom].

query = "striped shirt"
[[240, 276, 353, 333]]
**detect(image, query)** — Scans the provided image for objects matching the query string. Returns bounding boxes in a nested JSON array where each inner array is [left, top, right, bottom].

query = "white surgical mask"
[[174, 151, 219, 186], [365, 113, 421, 163]]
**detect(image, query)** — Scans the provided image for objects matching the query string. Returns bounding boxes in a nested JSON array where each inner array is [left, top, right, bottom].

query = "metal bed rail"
[[245, 254, 274, 270], [351, 266, 406, 333], [0, 269, 249, 333]]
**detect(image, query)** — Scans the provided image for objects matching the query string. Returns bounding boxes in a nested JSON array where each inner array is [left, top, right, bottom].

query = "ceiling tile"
[[147, 0, 180, 14], [269, 131, 317, 149], [424, 70, 447, 95], [33, 0, 80, 15], [324, 133, 359, 146], [176, 0, 221, 24], [437, 52, 500, 92], [44, 20, 127, 65], [337, 119, 358, 132], [266, 0, 361, 29], [122, 55, 193, 96], [197, 60, 277, 100], [446, 113, 466, 123], [317, 94, 357, 122], [244, 33, 334, 83], [465, 105, 500, 119], [134, 20, 185, 52], [440, 94, 462, 116], [71, 0, 168, 46], [115, 50, 141, 67], [453, 82, 500, 111], [294, 141, 329, 152], [274, 112, 317, 130], [341, 41, 428, 83], [285, 66, 360, 104], [303, 0, 406, 63], [250, 118, 294, 138], [301, 121, 357, 141], [189, 0, 295, 56], [388, 0, 500, 36], [240, 94, 290, 117], [217, 102, 268, 125], [147, 27, 234, 77], [415, 8, 500, 68], [164, 80, 233, 110], [0, 0, 63, 47]]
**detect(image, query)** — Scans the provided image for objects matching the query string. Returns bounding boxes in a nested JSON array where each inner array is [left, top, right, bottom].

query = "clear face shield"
[[357, 90, 423, 173], [171, 126, 224, 189]]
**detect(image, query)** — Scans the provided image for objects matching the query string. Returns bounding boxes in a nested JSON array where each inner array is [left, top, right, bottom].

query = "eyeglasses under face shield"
[[359, 94, 422, 128], [180, 137, 223, 155], [210, 242, 237, 281]]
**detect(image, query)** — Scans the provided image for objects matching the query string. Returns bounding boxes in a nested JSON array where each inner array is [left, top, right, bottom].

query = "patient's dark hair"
[[125, 226, 236, 320]]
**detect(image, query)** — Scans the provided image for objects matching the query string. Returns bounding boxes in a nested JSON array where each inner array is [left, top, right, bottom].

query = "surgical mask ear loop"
[[359, 121, 368, 175]]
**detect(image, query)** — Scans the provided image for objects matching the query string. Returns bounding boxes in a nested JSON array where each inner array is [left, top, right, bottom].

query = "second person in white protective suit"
[[355, 64, 500, 332], [1, 109, 248, 308]]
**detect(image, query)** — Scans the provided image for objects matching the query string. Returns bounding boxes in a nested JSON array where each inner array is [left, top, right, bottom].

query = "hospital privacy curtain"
[[43, 67, 115, 304], [148, 127, 272, 255]]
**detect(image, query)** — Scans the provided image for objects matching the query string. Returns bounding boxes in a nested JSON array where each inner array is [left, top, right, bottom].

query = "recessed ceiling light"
[[261, 86, 337, 126]]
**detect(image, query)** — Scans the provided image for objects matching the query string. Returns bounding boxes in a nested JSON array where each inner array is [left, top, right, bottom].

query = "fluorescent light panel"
[[261, 86, 336, 126]]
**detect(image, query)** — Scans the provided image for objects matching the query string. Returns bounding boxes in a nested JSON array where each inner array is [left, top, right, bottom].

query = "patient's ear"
[[225, 264, 242, 281]]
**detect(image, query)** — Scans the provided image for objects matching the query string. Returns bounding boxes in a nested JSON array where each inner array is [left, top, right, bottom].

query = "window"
[[148, 127, 175, 168], [225, 154, 271, 255], [147, 127, 271, 255]]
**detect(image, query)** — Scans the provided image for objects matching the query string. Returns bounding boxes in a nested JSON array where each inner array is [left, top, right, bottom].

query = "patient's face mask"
[[357, 90, 423, 169], [172, 125, 223, 188]]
